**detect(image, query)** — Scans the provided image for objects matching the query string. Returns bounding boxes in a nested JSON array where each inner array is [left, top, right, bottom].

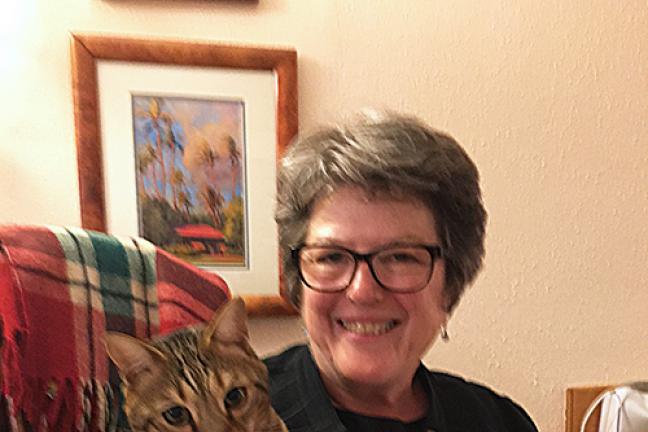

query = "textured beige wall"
[[2, 1, 648, 430]]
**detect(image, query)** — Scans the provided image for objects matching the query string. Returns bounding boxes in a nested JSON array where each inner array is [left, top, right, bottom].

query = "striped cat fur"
[[105, 298, 287, 432]]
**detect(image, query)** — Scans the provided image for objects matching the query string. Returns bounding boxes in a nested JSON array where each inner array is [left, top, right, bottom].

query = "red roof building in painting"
[[174, 224, 226, 254]]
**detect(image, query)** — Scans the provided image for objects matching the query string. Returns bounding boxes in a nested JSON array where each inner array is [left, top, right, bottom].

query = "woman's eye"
[[379, 248, 430, 268], [315, 252, 346, 264], [387, 252, 418, 262], [162, 405, 191, 426], [224, 387, 247, 409]]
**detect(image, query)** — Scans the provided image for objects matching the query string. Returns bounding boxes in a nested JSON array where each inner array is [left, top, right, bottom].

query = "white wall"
[[2, 1, 648, 430]]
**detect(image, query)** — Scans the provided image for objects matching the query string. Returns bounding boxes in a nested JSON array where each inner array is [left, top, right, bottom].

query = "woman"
[[265, 112, 537, 431]]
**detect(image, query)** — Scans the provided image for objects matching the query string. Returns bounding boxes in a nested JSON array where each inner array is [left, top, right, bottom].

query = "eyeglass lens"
[[298, 245, 436, 292]]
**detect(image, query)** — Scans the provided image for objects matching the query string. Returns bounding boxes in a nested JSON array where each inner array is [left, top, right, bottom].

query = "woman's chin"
[[333, 350, 401, 386]]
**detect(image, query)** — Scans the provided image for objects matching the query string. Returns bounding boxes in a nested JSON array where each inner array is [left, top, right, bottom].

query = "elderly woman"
[[264, 113, 537, 431]]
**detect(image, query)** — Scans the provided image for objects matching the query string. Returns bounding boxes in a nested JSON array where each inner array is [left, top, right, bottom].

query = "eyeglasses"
[[291, 244, 443, 293]]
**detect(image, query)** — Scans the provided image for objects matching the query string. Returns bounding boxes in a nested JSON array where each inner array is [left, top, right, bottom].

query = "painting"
[[132, 95, 248, 269], [70, 34, 298, 316]]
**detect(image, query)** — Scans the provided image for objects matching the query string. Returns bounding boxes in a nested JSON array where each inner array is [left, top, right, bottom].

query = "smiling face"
[[301, 185, 448, 393]]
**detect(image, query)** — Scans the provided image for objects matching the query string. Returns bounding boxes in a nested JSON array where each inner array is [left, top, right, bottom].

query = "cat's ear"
[[201, 297, 250, 351], [105, 332, 166, 384]]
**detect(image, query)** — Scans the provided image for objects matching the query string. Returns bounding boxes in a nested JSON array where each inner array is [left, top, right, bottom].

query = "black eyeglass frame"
[[290, 244, 444, 293]]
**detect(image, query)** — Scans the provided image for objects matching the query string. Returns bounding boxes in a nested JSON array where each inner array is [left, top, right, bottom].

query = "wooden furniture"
[[566, 385, 615, 432]]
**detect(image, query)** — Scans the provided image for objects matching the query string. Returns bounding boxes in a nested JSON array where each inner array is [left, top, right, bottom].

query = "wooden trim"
[[243, 295, 297, 316], [71, 36, 105, 231], [70, 33, 299, 316], [565, 385, 614, 432]]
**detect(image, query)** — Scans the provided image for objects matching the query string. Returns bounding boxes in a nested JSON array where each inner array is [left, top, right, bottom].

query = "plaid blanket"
[[0, 225, 230, 431]]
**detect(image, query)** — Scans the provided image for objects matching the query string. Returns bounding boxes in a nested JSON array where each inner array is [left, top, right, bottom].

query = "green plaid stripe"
[[50, 227, 158, 319], [115, 235, 159, 338], [51, 226, 103, 311], [88, 231, 135, 320]]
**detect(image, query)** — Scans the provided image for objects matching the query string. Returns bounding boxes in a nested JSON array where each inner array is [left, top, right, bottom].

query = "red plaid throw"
[[0, 225, 230, 431]]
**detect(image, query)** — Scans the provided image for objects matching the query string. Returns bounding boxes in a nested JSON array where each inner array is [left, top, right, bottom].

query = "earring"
[[440, 326, 450, 342]]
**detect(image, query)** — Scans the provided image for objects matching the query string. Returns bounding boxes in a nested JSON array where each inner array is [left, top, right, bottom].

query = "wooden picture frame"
[[70, 33, 298, 316]]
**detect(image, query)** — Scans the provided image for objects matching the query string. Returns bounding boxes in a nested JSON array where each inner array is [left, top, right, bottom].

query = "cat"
[[105, 297, 287, 432]]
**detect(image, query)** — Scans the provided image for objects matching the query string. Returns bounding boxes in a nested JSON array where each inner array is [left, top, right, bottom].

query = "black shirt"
[[263, 344, 538, 432], [336, 409, 428, 432]]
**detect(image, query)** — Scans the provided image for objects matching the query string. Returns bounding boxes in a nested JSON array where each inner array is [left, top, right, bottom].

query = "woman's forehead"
[[306, 186, 439, 247], [316, 183, 430, 207]]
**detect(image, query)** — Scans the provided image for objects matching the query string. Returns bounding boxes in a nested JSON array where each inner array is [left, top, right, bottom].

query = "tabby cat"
[[105, 298, 287, 432]]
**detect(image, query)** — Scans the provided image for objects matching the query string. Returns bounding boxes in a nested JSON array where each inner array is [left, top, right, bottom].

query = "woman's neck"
[[320, 371, 428, 422]]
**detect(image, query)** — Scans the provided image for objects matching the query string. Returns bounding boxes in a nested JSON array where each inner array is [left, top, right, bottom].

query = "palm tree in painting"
[[137, 142, 160, 199], [170, 169, 187, 211], [177, 190, 192, 221], [226, 135, 241, 198], [195, 142, 225, 222], [200, 186, 224, 228], [135, 97, 174, 201], [198, 144, 219, 167], [162, 115, 185, 209]]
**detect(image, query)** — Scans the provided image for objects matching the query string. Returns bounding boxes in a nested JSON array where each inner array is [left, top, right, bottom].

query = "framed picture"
[[71, 33, 298, 316]]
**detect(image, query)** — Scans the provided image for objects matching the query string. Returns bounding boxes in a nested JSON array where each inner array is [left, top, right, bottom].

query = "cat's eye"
[[162, 405, 191, 426], [224, 387, 247, 409]]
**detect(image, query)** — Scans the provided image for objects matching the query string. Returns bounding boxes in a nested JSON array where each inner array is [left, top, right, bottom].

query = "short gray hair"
[[275, 112, 486, 312]]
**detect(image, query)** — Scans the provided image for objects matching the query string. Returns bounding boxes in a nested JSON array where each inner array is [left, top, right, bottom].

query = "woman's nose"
[[345, 261, 384, 304]]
